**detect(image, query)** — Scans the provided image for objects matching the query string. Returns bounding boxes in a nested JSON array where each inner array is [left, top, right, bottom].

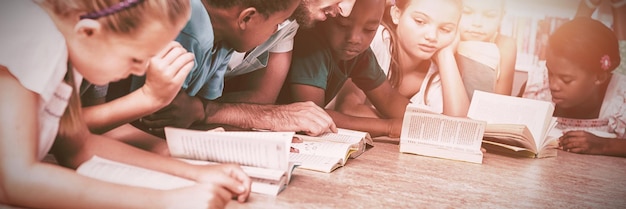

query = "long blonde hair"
[[57, 69, 84, 139], [42, 0, 190, 35], [44, 0, 191, 138]]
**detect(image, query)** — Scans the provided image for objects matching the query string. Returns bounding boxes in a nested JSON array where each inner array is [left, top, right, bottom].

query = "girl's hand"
[[387, 118, 402, 138], [433, 31, 460, 66], [142, 41, 194, 107], [193, 164, 252, 203], [162, 183, 232, 209], [559, 130, 609, 155]]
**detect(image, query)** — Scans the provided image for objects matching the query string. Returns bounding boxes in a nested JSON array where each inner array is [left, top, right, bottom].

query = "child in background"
[[222, 20, 299, 105], [456, 0, 517, 97], [575, 0, 626, 75], [334, 0, 468, 119], [221, 0, 358, 105], [0, 1, 251, 208], [221, 0, 357, 105], [522, 17, 626, 157], [279, 0, 410, 137]]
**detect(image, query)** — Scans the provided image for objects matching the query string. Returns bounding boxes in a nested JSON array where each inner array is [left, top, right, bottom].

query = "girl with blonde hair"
[[0, 0, 251, 208]]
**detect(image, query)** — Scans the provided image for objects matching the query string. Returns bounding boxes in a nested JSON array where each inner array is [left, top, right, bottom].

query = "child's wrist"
[[140, 86, 169, 109], [387, 119, 400, 138], [585, 0, 601, 9]]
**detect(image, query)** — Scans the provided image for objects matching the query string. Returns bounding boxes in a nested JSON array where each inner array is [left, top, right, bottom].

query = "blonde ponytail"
[[56, 70, 85, 140]]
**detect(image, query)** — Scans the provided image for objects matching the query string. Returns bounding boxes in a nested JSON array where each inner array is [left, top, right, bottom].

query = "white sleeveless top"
[[370, 25, 444, 113], [0, 1, 72, 160]]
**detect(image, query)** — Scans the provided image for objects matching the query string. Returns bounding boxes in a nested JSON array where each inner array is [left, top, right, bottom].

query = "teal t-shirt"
[[283, 28, 386, 105], [131, 0, 233, 100]]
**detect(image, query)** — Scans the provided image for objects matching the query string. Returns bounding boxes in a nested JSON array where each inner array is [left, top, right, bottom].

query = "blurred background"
[[501, 0, 617, 95]]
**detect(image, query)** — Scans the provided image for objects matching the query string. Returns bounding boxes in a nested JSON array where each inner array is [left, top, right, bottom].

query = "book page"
[[401, 106, 486, 153], [165, 127, 292, 171], [483, 124, 537, 151], [400, 144, 484, 164], [529, 117, 559, 151], [295, 128, 373, 159], [295, 129, 362, 144], [334, 128, 373, 146], [291, 141, 354, 162], [481, 141, 539, 158], [77, 156, 194, 190], [484, 136, 535, 152], [176, 158, 292, 196], [178, 158, 286, 181], [468, 90, 555, 150], [289, 153, 341, 173]]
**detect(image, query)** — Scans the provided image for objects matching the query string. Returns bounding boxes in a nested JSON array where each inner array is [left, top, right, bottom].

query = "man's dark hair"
[[204, 0, 299, 18], [548, 17, 620, 72]]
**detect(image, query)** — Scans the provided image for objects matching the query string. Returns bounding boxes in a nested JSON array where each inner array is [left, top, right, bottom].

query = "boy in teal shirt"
[[279, 0, 409, 137]]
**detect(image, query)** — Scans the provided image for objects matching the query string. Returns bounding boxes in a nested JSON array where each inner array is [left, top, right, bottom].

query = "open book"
[[76, 156, 293, 196], [163, 127, 298, 195], [468, 90, 558, 158], [77, 156, 195, 190], [290, 128, 373, 173], [399, 104, 486, 164]]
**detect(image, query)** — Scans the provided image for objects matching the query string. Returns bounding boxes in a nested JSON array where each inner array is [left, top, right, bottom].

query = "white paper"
[[289, 153, 341, 173], [399, 105, 486, 163], [468, 90, 555, 150], [77, 156, 194, 190], [165, 127, 292, 171], [401, 105, 486, 152]]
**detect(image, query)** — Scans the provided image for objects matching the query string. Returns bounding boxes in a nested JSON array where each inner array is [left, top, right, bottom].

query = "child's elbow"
[[0, 167, 30, 206], [333, 101, 351, 113], [334, 100, 361, 116]]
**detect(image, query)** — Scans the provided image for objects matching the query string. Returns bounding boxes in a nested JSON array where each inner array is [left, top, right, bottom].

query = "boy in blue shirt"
[[133, 0, 363, 137], [85, 0, 358, 140], [81, 0, 326, 137]]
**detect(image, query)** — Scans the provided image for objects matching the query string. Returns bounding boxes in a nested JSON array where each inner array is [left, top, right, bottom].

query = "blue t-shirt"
[[131, 0, 233, 100], [280, 28, 387, 105]]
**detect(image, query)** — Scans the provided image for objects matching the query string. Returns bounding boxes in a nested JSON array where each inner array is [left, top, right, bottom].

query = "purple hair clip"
[[600, 55, 612, 71], [80, 0, 144, 20]]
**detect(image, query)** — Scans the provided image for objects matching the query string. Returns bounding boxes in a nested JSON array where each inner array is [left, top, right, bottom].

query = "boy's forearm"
[[379, 93, 409, 119], [339, 103, 382, 118], [83, 87, 168, 134], [364, 81, 409, 119], [327, 110, 398, 137]]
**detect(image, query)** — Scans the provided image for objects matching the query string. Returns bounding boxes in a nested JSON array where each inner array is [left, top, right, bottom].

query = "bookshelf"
[[501, 0, 578, 72], [500, 0, 615, 95], [502, 0, 614, 72]]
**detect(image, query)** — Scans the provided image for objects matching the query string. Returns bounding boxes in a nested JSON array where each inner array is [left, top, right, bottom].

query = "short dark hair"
[[548, 17, 620, 72], [204, 0, 298, 18]]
